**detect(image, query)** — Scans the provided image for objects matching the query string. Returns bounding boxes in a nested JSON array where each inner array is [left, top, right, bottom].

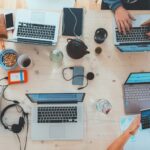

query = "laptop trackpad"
[[139, 101, 150, 110], [49, 125, 66, 139]]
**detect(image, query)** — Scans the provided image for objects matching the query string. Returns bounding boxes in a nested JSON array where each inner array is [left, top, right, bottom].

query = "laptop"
[[26, 93, 85, 140], [123, 72, 150, 114], [113, 14, 150, 52], [26, 0, 75, 11], [13, 9, 60, 45]]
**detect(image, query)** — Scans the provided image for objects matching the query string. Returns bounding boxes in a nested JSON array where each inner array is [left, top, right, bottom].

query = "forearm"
[[107, 130, 131, 150], [103, 0, 122, 11]]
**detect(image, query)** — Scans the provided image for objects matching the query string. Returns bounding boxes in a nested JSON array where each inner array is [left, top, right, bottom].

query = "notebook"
[[62, 8, 83, 36]]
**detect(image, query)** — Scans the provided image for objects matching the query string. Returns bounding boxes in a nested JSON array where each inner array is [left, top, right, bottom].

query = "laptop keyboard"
[[124, 85, 150, 101], [38, 106, 77, 123], [17, 22, 56, 40], [116, 27, 150, 43]]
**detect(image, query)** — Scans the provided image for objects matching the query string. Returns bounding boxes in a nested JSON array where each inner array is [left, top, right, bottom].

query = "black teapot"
[[66, 38, 90, 59]]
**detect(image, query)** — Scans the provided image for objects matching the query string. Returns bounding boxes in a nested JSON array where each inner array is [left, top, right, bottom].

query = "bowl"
[[0, 49, 18, 70]]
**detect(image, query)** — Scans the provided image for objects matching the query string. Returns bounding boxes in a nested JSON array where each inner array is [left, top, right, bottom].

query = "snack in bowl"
[[0, 49, 18, 70]]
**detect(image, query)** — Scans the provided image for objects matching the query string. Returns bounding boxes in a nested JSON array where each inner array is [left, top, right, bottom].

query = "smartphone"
[[141, 108, 150, 129], [4, 13, 14, 31], [72, 66, 84, 85]]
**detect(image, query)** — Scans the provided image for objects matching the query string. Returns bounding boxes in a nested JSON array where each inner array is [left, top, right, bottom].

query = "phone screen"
[[5, 13, 14, 29], [141, 109, 150, 129]]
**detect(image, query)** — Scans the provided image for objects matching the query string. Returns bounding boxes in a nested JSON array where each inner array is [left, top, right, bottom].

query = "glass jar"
[[96, 99, 112, 114], [49, 49, 63, 67]]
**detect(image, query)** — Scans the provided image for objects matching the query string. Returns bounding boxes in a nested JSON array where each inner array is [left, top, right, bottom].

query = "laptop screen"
[[117, 44, 150, 52], [126, 73, 150, 84], [26, 93, 85, 103]]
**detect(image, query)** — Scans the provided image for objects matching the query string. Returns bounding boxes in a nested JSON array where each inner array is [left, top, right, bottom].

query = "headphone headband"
[[0, 103, 25, 132]]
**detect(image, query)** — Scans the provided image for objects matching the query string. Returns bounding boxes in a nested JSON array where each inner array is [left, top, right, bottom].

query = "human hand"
[[127, 115, 141, 135], [115, 6, 135, 34], [141, 19, 150, 37]]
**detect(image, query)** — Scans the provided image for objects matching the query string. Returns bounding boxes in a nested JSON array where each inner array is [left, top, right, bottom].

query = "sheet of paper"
[[120, 116, 150, 150]]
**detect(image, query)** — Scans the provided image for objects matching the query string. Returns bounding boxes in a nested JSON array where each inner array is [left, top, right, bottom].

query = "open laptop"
[[123, 72, 150, 114], [26, 0, 75, 11], [26, 93, 85, 140], [113, 14, 150, 52], [13, 9, 60, 45]]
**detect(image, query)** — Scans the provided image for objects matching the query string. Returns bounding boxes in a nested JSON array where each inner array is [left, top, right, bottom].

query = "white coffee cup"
[[17, 54, 32, 69]]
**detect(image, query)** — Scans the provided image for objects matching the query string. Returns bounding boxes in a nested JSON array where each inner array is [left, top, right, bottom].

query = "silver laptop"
[[123, 72, 150, 114], [113, 14, 150, 52], [26, 93, 85, 140], [26, 0, 75, 11], [13, 9, 60, 45]]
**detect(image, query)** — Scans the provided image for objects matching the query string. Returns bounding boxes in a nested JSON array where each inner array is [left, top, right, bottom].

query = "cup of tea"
[[17, 54, 32, 69]]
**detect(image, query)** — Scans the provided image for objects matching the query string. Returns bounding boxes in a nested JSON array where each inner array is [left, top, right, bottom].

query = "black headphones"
[[94, 28, 108, 44], [0, 103, 26, 134]]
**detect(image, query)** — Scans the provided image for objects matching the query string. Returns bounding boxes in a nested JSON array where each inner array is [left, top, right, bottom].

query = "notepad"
[[62, 8, 83, 36]]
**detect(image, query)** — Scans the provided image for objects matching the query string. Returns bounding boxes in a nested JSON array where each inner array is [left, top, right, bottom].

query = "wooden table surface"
[[0, 8, 150, 150]]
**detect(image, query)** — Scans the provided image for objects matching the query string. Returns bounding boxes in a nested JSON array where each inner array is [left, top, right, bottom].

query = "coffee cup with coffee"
[[17, 54, 32, 69]]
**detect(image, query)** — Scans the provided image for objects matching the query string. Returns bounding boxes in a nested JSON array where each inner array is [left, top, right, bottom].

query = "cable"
[[0, 77, 8, 82], [0, 78, 28, 150], [62, 67, 74, 81], [2, 85, 19, 103], [68, 8, 78, 37], [62, 8, 79, 38], [62, 67, 89, 90], [16, 134, 21, 150], [78, 79, 88, 90], [24, 113, 29, 150]]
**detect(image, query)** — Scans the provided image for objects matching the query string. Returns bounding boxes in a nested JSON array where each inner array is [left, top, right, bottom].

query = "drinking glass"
[[96, 99, 112, 114]]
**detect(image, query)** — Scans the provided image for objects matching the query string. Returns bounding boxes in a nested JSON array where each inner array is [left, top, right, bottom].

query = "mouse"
[[94, 28, 108, 44]]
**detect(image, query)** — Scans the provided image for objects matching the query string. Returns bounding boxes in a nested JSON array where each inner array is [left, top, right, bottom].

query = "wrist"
[[124, 129, 133, 137], [115, 6, 125, 13]]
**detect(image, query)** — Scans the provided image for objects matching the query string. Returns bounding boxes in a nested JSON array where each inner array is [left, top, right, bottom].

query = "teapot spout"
[[85, 51, 90, 55]]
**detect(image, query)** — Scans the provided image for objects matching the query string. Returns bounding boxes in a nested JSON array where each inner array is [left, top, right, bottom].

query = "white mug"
[[17, 54, 32, 69]]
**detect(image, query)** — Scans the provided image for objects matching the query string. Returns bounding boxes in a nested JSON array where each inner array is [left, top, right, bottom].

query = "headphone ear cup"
[[19, 117, 25, 128], [11, 117, 25, 133], [12, 124, 22, 133]]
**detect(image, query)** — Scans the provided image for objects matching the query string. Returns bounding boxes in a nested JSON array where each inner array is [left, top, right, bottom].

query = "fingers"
[[118, 20, 131, 35], [128, 13, 136, 21], [120, 21, 126, 35], [141, 19, 150, 26], [146, 32, 150, 37], [116, 21, 121, 33]]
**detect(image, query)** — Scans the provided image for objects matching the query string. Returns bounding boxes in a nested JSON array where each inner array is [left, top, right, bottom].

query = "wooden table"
[[0, 9, 150, 150]]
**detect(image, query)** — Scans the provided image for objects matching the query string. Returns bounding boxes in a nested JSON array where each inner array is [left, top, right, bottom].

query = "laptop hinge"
[[17, 38, 54, 45]]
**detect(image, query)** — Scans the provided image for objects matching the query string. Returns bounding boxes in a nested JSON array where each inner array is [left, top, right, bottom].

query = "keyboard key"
[[17, 22, 56, 40], [37, 106, 78, 123]]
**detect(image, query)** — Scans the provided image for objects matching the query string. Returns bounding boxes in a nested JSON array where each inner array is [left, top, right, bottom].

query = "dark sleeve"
[[103, 0, 122, 11]]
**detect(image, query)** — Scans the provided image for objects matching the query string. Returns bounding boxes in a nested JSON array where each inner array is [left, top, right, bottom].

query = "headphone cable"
[[16, 134, 21, 150], [24, 113, 29, 150], [2, 85, 19, 104]]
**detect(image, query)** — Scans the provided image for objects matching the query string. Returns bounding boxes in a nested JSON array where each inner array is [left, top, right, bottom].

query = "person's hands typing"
[[114, 6, 135, 35], [141, 19, 150, 37]]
